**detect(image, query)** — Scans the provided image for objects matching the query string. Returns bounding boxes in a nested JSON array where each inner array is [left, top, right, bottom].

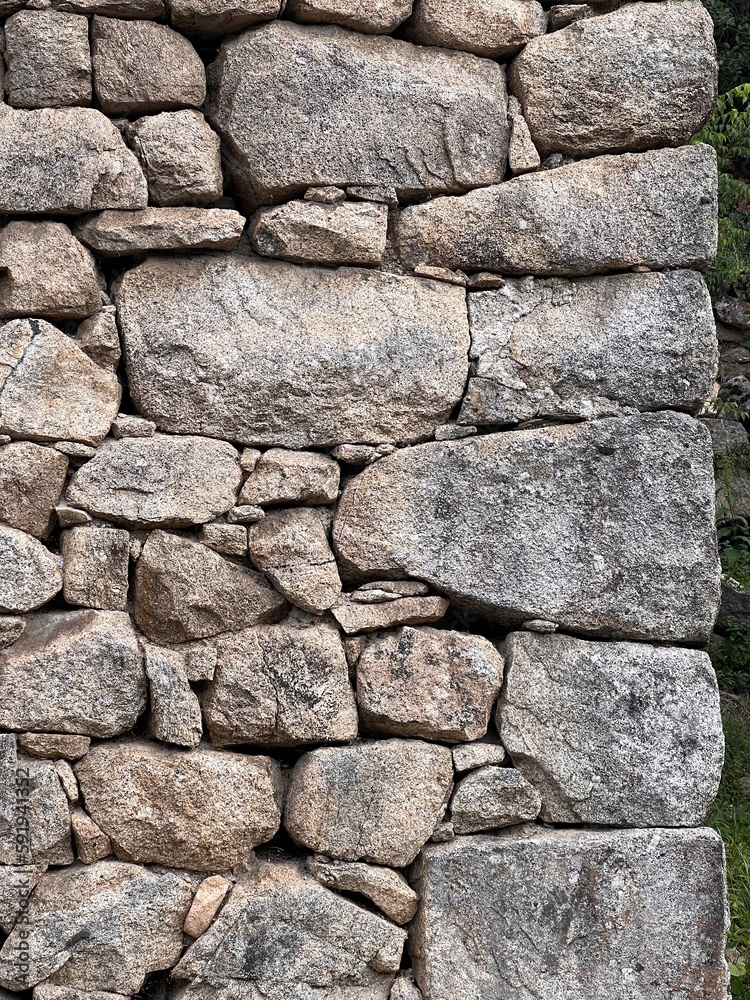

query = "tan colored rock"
[[127, 110, 223, 206], [0, 441, 68, 539], [0, 525, 62, 613], [66, 434, 241, 528], [391, 978, 422, 1000], [59, 0, 164, 14], [0, 615, 25, 649], [507, 96, 540, 175], [452, 742, 505, 772], [226, 504, 265, 524], [183, 874, 231, 938], [0, 106, 147, 215], [55, 505, 92, 529], [202, 619, 358, 747], [170, 0, 281, 34], [199, 522, 247, 556], [71, 808, 112, 864], [404, 0, 547, 56], [332, 595, 449, 634], [75, 309, 121, 370], [248, 508, 342, 614], [548, 2, 623, 29], [286, 0, 412, 32], [285, 739, 453, 866], [74, 208, 245, 256], [17, 733, 91, 760], [0, 319, 121, 446], [0, 864, 46, 934], [240, 448, 340, 506], [34, 988, 130, 1000], [0, 749, 73, 866], [143, 642, 203, 747], [4, 10, 91, 109], [75, 740, 284, 871], [357, 626, 504, 742], [53, 759, 79, 803], [308, 856, 418, 924], [110, 413, 155, 439], [449, 766, 542, 833], [92, 16, 206, 116], [0, 221, 101, 321], [60, 526, 130, 611], [134, 530, 286, 643], [251, 200, 388, 267]]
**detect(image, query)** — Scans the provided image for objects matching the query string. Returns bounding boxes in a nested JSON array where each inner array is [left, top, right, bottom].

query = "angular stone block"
[[286, 0, 412, 33], [170, 0, 281, 35], [4, 10, 91, 109], [404, 0, 547, 57], [0, 442, 68, 539], [0, 525, 62, 613], [74, 208, 245, 255], [60, 526, 130, 611]]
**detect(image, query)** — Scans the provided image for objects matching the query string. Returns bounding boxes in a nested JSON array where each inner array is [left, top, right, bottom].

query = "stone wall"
[[0, 2, 730, 999]]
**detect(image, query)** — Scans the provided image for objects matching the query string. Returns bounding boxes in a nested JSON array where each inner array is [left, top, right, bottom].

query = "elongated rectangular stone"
[[394, 144, 717, 275]]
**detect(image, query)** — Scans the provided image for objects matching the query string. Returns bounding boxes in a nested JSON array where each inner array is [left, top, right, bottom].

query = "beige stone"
[[75, 208, 245, 256], [170, 0, 281, 35], [17, 733, 91, 760], [332, 595, 449, 634], [507, 96, 541, 175], [308, 856, 418, 924], [53, 759, 79, 802], [183, 874, 231, 938], [199, 522, 248, 556], [143, 642, 203, 748], [240, 448, 340, 506], [0, 441, 68, 539], [4, 10, 91, 108], [72, 808, 113, 864], [286, 0, 412, 32], [0, 615, 25, 649], [110, 413, 155, 439], [0, 525, 62, 613], [59, 0, 164, 13], [452, 742, 505, 772], [0, 752, 73, 866], [0, 864, 46, 934], [60, 526, 130, 611], [75, 309, 121, 370], [449, 766, 542, 833], [404, 0, 547, 57]]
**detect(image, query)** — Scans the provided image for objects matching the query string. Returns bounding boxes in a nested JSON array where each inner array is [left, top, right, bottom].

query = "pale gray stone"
[[332, 595, 450, 634], [308, 857, 418, 925], [183, 874, 231, 938], [452, 742, 506, 772], [0, 753, 73, 866], [434, 423, 476, 440], [703, 417, 750, 455], [75, 740, 284, 871], [60, 526, 130, 611], [0, 106, 147, 214], [226, 505, 265, 524], [74, 209, 245, 256], [58, 0, 164, 14], [0, 610, 145, 737], [170, 0, 281, 35], [391, 978, 422, 1000], [110, 413, 155, 439], [70, 808, 112, 864], [450, 766, 541, 834], [4, 10, 91, 108], [0, 441, 68, 539], [357, 626, 504, 743], [0, 864, 46, 934], [305, 185, 347, 203], [286, 0, 412, 32], [206, 20, 508, 208], [410, 827, 729, 1000], [17, 734, 90, 760], [75, 310, 121, 370], [201, 619, 358, 747], [394, 144, 718, 275], [0, 861, 198, 994], [509, 1, 717, 157], [358, 580, 430, 597], [240, 447, 261, 472], [0, 525, 62, 613], [0, 319, 121, 446], [507, 97, 540, 175], [0, 615, 25, 649], [134, 530, 286, 643], [66, 434, 241, 528], [53, 759, 79, 803], [55, 505, 92, 529], [459, 271, 717, 425], [53, 442, 97, 462], [498, 631, 724, 826], [285, 739, 453, 866], [413, 265, 467, 286], [333, 411, 720, 642], [0, 221, 102, 321], [715, 296, 750, 330], [116, 254, 469, 448], [240, 448, 340, 506], [143, 643, 203, 747], [403, 0, 547, 57], [251, 199, 389, 267], [34, 989, 129, 1000], [199, 522, 248, 556], [172, 861, 406, 999]]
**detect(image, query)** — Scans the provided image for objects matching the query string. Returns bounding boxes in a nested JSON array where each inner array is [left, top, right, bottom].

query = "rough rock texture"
[[0, 319, 121, 447], [0, 754, 73, 866], [4, 10, 92, 109], [74, 209, 245, 255], [170, 0, 282, 35], [0, 864, 46, 934], [134, 530, 286, 642], [66, 434, 241, 528], [0, 616, 24, 650], [206, 20, 508, 208], [200, 522, 248, 556], [143, 643, 203, 747], [452, 742, 505, 772], [183, 874, 231, 938], [17, 733, 90, 760], [241, 449, 340, 506], [75, 741, 283, 871], [0, 525, 62, 614], [333, 412, 720, 642], [395, 144, 718, 275], [60, 526, 130, 611], [459, 270, 717, 425], [0, 441, 68, 539], [285, 739, 453, 866], [76, 309, 121, 370], [0, 610, 145, 737], [287, 0, 412, 32], [71, 807, 113, 864], [116, 255, 469, 448], [332, 595, 449, 634], [403, 0, 547, 57], [410, 827, 729, 1000], [704, 417, 750, 455], [59, 0, 164, 13], [92, 17, 206, 115], [449, 766, 542, 833], [507, 97, 541, 175], [509, 2, 717, 157], [0, 106, 147, 214], [0, 861, 197, 994], [498, 631, 724, 826], [308, 856, 419, 924], [356, 627, 504, 742], [202, 619, 358, 747]]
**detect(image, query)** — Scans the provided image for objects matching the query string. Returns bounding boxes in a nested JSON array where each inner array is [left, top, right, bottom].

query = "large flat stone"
[[404, 0, 547, 57], [116, 254, 469, 448], [459, 270, 717, 425], [394, 144, 718, 275], [410, 827, 729, 1000], [206, 20, 508, 208], [333, 411, 720, 642], [74, 208, 245, 255]]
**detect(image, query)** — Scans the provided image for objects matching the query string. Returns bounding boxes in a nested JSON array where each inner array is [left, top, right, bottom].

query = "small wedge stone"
[[240, 448, 340, 506], [144, 643, 203, 748], [183, 875, 231, 938], [332, 595, 449, 634], [71, 808, 112, 864], [17, 734, 91, 761], [75, 310, 121, 370], [251, 200, 388, 267], [450, 766, 542, 833], [75, 208, 245, 255], [308, 857, 418, 925]]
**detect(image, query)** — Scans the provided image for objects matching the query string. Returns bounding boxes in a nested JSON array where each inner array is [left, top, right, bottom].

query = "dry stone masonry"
[[0, 1, 730, 999]]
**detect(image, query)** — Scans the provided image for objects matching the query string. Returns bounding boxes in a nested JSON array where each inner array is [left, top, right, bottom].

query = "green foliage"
[[703, 0, 750, 93]]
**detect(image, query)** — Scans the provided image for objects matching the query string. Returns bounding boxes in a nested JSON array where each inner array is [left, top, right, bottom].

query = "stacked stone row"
[[0, 1, 731, 1000]]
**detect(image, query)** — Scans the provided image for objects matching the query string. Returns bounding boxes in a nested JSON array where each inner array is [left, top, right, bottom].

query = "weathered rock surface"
[[111, 413, 155, 439], [59, 0, 164, 14], [0, 525, 62, 613], [449, 766, 541, 833], [199, 522, 248, 556], [333, 411, 720, 642], [251, 199, 389, 267], [60, 526, 130, 611], [75, 741, 283, 871], [452, 741, 506, 772], [75, 309, 121, 370], [183, 874, 231, 938], [357, 627, 504, 742], [706, 417, 750, 456], [404, 0, 547, 57], [0, 441, 68, 538], [4, 10, 91, 109], [0, 106, 147, 214], [510, 1, 717, 157], [395, 144, 718, 275], [498, 631, 724, 826], [287, 0, 411, 32], [285, 739, 453, 866], [143, 643, 203, 748], [92, 17, 206, 116], [66, 435, 241, 528], [0, 610, 145, 737], [0, 754, 73, 866], [507, 96, 541, 175], [0, 616, 24, 650], [117, 255, 469, 448], [170, 0, 281, 35], [0, 864, 46, 934], [134, 531, 286, 642], [126, 110, 223, 207], [460, 270, 717, 425], [332, 595, 450, 634], [0, 319, 121, 447], [202, 619, 358, 747], [410, 827, 729, 1000], [308, 856, 418, 924], [206, 20, 508, 208], [74, 209, 245, 255], [0, 861, 197, 994], [391, 978, 422, 1000], [17, 733, 90, 760], [70, 807, 112, 864], [240, 448, 340, 506]]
